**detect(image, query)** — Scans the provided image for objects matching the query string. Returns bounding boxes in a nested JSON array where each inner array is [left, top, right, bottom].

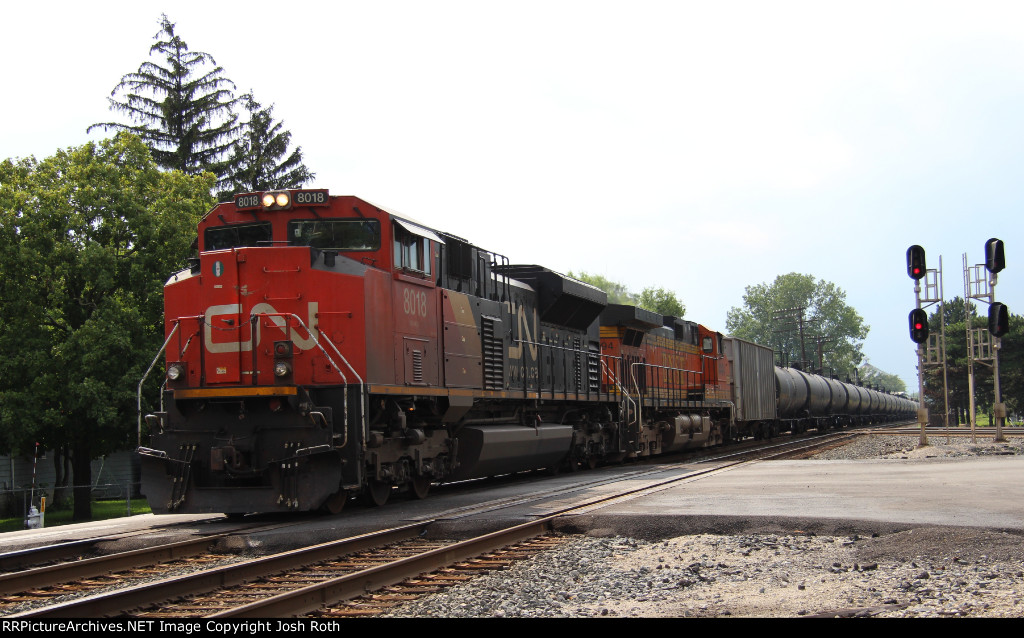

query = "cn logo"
[[204, 303, 319, 353]]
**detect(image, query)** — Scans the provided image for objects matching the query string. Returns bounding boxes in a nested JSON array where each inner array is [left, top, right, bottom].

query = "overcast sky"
[[3, 1, 1022, 390]]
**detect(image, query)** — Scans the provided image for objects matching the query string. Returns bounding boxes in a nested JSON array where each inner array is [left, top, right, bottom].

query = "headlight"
[[262, 191, 292, 210], [274, 361, 292, 378], [167, 363, 185, 381]]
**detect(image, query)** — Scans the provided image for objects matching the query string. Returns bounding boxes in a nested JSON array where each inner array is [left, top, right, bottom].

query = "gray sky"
[[3, 1, 1022, 390]]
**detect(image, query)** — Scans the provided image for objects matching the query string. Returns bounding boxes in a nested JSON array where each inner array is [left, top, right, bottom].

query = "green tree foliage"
[[0, 134, 214, 519], [568, 271, 636, 305], [636, 286, 686, 318], [89, 14, 240, 177], [923, 297, 1023, 424], [217, 94, 315, 200], [857, 362, 907, 393], [726, 273, 868, 377]]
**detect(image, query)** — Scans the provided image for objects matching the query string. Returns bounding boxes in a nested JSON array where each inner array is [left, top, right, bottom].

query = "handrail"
[[600, 357, 637, 427], [137, 323, 180, 448], [250, 311, 365, 447], [629, 360, 705, 429]]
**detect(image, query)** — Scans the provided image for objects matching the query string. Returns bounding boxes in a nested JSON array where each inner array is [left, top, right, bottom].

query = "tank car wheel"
[[320, 489, 348, 515], [410, 475, 431, 500], [365, 481, 391, 507]]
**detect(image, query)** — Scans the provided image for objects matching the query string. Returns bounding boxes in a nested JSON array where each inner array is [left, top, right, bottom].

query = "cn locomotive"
[[138, 189, 916, 514]]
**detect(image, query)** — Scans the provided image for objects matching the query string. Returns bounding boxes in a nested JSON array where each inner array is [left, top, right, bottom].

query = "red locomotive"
[[139, 189, 915, 514]]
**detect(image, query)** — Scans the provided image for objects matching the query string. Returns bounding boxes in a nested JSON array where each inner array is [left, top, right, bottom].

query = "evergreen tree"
[[88, 14, 240, 177], [217, 94, 315, 200]]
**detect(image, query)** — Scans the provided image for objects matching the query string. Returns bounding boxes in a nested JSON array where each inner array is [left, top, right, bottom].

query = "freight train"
[[138, 189, 916, 514]]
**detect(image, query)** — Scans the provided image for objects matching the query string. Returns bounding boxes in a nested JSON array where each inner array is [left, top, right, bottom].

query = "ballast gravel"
[[382, 435, 1024, 618]]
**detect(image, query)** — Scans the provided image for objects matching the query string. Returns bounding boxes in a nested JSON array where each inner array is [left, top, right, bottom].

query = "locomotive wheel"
[[320, 489, 348, 515], [410, 475, 431, 500], [365, 481, 391, 507]]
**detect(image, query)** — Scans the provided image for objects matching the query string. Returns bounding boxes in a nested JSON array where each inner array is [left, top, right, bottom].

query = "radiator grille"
[[482, 316, 504, 390]]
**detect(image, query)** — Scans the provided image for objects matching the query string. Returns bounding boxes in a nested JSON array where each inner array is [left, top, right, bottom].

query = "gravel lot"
[[383, 435, 1024, 618]]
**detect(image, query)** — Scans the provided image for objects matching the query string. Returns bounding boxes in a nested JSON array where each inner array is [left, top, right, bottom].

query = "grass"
[[0, 498, 152, 534]]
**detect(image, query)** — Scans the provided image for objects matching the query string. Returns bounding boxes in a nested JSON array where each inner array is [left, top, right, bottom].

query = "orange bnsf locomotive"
[[138, 189, 915, 514]]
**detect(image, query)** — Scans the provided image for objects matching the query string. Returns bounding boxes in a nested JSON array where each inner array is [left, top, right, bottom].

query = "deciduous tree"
[[0, 134, 214, 519], [637, 286, 685, 318], [923, 297, 1022, 425], [726, 273, 868, 377], [568, 271, 636, 305]]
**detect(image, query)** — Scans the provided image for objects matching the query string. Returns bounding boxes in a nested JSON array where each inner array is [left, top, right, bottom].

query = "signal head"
[[985, 238, 1005, 274], [906, 245, 926, 280], [909, 308, 929, 344], [989, 302, 1009, 337]]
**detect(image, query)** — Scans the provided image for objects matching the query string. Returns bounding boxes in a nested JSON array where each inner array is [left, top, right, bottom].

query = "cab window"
[[393, 223, 431, 275], [205, 222, 273, 251], [288, 219, 380, 251]]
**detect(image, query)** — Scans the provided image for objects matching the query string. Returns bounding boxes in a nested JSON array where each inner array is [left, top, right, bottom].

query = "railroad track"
[[864, 426, 1024, 437], [2, 423, 942, 619], [3, 427, 878, 619]]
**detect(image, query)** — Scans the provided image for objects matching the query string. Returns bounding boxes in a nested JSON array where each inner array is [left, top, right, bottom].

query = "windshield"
[[204, 222, 273, 251], [288, 219, 381, 251]]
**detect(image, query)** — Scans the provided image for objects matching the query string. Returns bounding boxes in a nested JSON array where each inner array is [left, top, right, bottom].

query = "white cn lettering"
[[506, 302, 538, 361], [204, 302, 319, 353]]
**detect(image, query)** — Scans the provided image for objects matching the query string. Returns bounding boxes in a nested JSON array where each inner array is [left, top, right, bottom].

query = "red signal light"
[[909, 309, 929, 344], [906, 245, 926, 280]]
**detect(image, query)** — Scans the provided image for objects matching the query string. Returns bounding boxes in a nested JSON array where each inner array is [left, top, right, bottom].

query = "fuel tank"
[[447, 424, 573, 481]]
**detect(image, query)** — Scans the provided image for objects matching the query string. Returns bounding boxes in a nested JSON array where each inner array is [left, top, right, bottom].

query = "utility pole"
[[772, 306, 816, 370]]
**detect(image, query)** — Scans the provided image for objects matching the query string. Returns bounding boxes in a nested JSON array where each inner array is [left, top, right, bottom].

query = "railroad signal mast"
[[906, 245, 935, 446], [964, 238, 1008, 443]]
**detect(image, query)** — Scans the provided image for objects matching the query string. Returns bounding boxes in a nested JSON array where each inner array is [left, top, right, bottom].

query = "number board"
[[234, 193, 262, 210], [292, 189, 330, 207], [234, 189, 331, 211]]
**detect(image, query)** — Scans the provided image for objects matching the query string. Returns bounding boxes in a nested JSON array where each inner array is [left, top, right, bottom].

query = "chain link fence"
[[1, 481, 143, 529]]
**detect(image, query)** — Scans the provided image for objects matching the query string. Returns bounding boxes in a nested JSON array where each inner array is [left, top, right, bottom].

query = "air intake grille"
[[482, 316, 504, 390], [411, 349, 424, 384]]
